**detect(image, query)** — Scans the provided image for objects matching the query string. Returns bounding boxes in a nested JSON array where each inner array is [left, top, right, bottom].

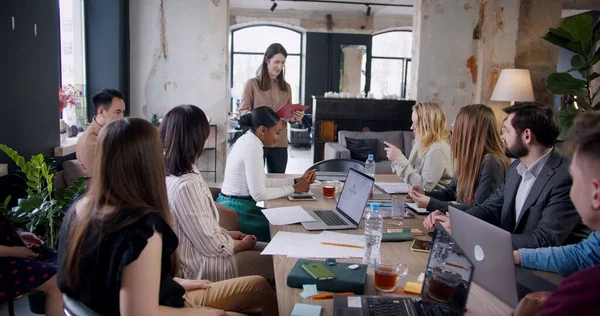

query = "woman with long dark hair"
[[408, 104, 509, 212], [218, 107, 313, 242], [237, 43, 303, 173], [161, 105, 274, 282], [58, 118, 277, 316]]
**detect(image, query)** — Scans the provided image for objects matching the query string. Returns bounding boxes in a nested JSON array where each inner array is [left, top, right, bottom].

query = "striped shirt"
[[166, 167, 237, 281]]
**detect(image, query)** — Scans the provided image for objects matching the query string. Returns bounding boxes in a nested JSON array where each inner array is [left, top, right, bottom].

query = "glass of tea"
[[322, 181, 337, 198], [374, 262, 409, 292], [426, 267, 461, 303]]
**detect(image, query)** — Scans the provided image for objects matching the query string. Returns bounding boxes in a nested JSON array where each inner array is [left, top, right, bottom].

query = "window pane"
[[372, 31, 412, 58], [231, 54, 300, 111], [233, 26, 301, 54], [370, 59, 404, 99], [59, 0, 87, 127]]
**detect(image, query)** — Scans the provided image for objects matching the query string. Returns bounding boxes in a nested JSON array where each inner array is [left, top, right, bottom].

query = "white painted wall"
[[130, 0, 229, 182], [411, 0, 479, 122]]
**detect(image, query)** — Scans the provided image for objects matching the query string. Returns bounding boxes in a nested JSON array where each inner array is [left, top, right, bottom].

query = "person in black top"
[[58, 118, 277, 316], [409, 104, 509, 212], [0, 212, 62, 315]]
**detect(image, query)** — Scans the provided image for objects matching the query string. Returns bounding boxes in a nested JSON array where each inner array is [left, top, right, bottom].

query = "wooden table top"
[[266, 174, 563, 316]]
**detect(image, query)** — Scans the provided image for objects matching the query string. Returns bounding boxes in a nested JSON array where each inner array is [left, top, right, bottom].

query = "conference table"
[[265, 174, 564, 316]]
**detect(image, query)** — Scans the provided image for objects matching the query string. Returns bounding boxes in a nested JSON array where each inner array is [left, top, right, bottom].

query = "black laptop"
[[334, 224, 474, 316]]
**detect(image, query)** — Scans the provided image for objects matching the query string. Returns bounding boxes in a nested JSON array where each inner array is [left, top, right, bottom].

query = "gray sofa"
[[324, 130, 415, 173]]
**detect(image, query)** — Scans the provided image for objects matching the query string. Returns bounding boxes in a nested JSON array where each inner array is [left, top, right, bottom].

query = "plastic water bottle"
[[365, 154, 376, 178], [363, 203, 383, 266]]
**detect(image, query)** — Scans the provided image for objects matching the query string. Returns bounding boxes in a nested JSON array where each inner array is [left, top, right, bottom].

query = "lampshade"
[[491, 69, 535, 103]]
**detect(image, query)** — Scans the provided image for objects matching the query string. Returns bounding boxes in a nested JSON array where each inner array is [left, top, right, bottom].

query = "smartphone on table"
[[301, 262, 336, 280], [410, 239, 432, 253]]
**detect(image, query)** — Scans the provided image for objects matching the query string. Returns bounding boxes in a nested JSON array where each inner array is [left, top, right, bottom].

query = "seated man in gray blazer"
[[424, 102, 580, 250]]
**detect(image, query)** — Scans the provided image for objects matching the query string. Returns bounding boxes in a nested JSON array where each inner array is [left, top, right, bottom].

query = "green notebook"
[[382, 228, 414, 242], [287, 259, 368, 294]]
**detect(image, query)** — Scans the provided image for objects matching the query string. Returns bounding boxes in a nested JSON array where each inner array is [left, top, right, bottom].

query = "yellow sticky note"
[[403, 282, 423, 295]]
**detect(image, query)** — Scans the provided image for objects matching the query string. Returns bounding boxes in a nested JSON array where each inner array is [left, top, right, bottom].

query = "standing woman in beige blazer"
[[238, 43, 304, 173]]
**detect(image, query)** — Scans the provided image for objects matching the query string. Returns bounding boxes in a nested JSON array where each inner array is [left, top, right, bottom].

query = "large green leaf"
[[565, 40, 586, 55], [542, 32, 572, 51], [560, 13, 594, 42], [547, 72, 587, 95], [589, 72, 600, 82], [571, 55, 585, 69]]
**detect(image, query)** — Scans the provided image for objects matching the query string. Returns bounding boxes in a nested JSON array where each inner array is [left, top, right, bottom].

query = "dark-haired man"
[[76, 88, 125, 175], [513, 111, 600, 316], [424, 102, 580, 249]]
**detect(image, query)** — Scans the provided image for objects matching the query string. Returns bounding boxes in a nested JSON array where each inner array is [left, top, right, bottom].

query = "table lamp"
[[490, 69, 535, 105]]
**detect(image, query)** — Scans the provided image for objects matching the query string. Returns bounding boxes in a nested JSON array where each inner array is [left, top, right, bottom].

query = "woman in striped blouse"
[[161, 105, 274, 282]]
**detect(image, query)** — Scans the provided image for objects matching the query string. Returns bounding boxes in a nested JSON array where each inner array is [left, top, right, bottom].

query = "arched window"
[[370, 30, 412, 99], [230, 25, 304, 113]]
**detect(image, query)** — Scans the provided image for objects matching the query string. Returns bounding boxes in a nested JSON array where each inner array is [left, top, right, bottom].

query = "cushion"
[[345, 138, 379, 162], [338, 131, 405, 161]]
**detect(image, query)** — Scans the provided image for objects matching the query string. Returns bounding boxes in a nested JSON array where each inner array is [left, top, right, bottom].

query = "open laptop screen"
[[336, 168, 374, 224], [421, 223, 474, 313]]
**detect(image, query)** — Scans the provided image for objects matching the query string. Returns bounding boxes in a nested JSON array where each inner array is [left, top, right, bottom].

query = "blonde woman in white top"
[[218, 106, 314, 242], [384, 102, 453, 192], [161, 105, 273, 282]]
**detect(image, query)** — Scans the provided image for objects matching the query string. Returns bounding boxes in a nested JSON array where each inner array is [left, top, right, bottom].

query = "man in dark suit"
[[424, 102, 580, 249]]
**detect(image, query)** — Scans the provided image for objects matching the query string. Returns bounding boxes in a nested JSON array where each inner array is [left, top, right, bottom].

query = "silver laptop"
[[448, 206, 557, 308], [334, 223, 473, 316], [302, 168, 374, 231]]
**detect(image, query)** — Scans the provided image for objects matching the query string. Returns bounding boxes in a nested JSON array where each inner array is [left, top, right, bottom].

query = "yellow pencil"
[[321, 242, 364, 249]]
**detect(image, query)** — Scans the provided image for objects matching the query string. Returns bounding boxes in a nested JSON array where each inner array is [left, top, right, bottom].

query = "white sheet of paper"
[[261, 206, 316, 225], [375, 182, 410, 194], [261, 231, 364, 258], [319, 231, 364, 247]]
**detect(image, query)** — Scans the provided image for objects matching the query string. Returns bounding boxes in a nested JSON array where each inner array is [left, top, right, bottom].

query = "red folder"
[[275, 104, 310, 120]]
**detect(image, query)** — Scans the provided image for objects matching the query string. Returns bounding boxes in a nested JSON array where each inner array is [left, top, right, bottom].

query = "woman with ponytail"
[[218, 107, 314, 242]]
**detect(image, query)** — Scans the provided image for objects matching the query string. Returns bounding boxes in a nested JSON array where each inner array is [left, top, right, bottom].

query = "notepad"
[[275, 103, 310, 120], [374, 182, 410, 194], [291, 303, 322, 316], [405, 202, 429, 215]]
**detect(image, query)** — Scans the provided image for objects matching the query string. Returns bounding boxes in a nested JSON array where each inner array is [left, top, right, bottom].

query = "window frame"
[[370, 29, 412, 99], [230, 24, 305, 113]]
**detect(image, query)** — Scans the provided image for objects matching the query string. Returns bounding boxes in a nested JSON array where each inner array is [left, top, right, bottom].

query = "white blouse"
[[221, 131, 295, 201]]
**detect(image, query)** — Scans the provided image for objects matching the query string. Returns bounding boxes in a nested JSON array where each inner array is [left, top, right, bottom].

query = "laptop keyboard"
[[517, 282, 532, 300], [314, 210, 347, 226], [367, 297, 413, 316]]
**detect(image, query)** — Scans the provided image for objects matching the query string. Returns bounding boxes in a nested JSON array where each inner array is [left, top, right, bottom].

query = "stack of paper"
[[261, 231, 365, 258], [375, 182, 410, 194], [261, 206, 316, 225]]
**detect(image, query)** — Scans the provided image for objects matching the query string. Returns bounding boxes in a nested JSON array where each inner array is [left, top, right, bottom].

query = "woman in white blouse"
[[217, 106, 313, 242], [161, 105, 273, 282], [384, 102, 453, 192]]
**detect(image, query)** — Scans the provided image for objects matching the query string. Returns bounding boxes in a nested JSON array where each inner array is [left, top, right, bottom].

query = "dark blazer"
[[465, 148, 579, 250], [426, 156, 506, 212]]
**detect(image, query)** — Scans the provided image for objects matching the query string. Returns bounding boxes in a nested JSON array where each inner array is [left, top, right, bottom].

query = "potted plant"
[[543, 12, 600, 140], [0, 144, 87, 246]]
